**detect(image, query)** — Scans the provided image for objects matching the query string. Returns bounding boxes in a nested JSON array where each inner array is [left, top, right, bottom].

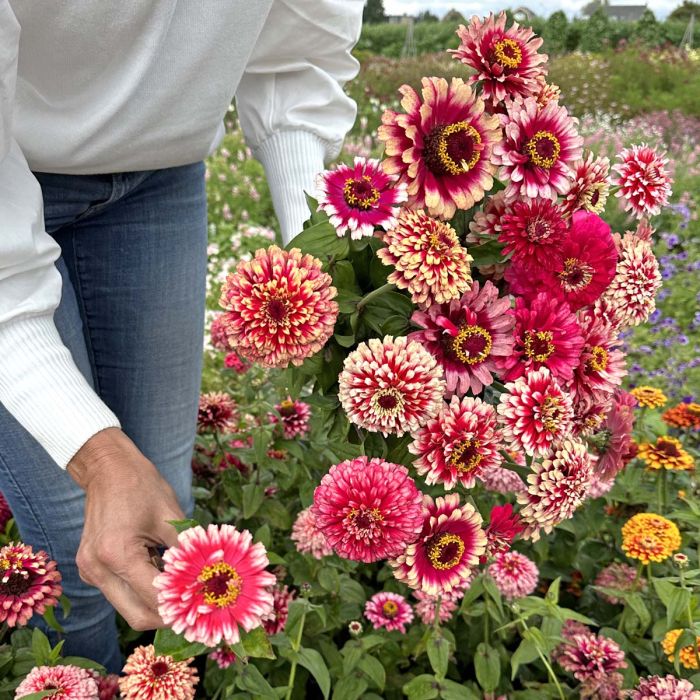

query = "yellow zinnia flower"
[[630, 386, 668, 409], [638, 437, 694, 471], [661, 628, 700, 670], [621, 513, 681, 565]]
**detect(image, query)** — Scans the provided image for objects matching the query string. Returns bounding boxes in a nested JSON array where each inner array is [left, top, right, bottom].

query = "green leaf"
[[42, 605, 63, 634], [426, 631, 450, 681], [474, 642, 501, 692], [510, 638, 539, 680], [297, 647, 331, 699], [626, 593, 652, 634], [402, 674, 439, 700], [153, 628, 210, 661], [167, 518, 199, 534], [440, 679, 481, 699], [240, 626, 275, 659], [332, 676, 369, 700], [15, 692, 58, 700], [31, 629, 52, 666], [653, 578, 676, 607], [469, 238, 506, 266], [235, 663, 277, 699], [318, 566, 340, 593], [287, 220, 350, 260], [241, 482, 265, 519], [358, 654, 385, 690], [342, 641, 364, 675], [334, 333, 356, 348], [666, 587, 692, 628], [59, 656, 106, 674], [339, 576, 366, 605], [59, 595, 71, 620], [545, 578, 561, 605]]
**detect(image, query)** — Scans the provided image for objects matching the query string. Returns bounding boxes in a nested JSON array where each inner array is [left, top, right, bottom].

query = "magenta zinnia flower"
[[16, 665, 99, 700], [377, 210, 473, 308], [409, 395, 504, 489], [219, 246, 338, 368], [262, 584, 295, 635], [484, 503, 524, 559], [594, 562, 645, 605], [316, 157, 407, 239], [154, 525, 275, 647], [494, 96, 583, 202], [364, 592, 414, 633], [391, 494, 487, 595], [518, 438, 594, 540], [0, 542, 61, 627], [270, 397, 311, 439], [312, 457, 424, 563], [414, 590, 460, 625], [378, 76, 501, 219], [95, 673, 120, 700], [208, 646, 236, 670], [555, 631, 626, 683], [410, 280, 514, 396], [613, 143, 673, 218], [338, 336, 445, 437], [564, 152, 610, 215], [501, 293, 584, 383], [291, 507, 333, 560], [119, 645, 198, 700], [591, 390, 635, 480], [197, 392, 237, 434], [479, 464, 526, 495], [0, 492, 12, 532], [497, 367, 574, 457], [488, 551, 539, 600], [452, 12, 548, 104], [507, 211, 618, 311], [633, 675, 700, 700]]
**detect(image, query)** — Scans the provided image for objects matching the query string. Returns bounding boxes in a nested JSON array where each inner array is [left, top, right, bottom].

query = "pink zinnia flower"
[[378, 76, 501, 219], [224, 352, 248, 373], [197, 392, 237, 434], [154, 525, 275, 647], [409, 395, 503, 490], [119, 645, 198, 700], [633, 675, 700, 700], [391, 494, 487, 595], [291, 507, 333, 560], [498, 198, 568, 270], [564, 152, 610, 215], [468, 191, 509, 239], [209, 313, 229, 351], [571, 395, 612, 437], [484, 503, 524, 559], [15, 665, 99, 699], [269, 397, 311, 439], [599, 230, 662, 329], [377, 210, 473, 308], [338, 336, 445, 437], [364, 592, 414, 633], [494, 96, 583, 202], [594, 562, 645, 605], [208, 646, 236, 670], [316, 157, 407, 239], [0, 542, 61, 627], [555, 631, 626, 683], [613, 144, 673, 218], [478, 465, 526, 495], [313, 457, 424, 563], [219, 246, 338, 368], [414, 590, 460, 624], [518, 438, 594, 540], [452, 12, 548, 104], [502, 293, 584, 383], [95, 673, 120, 700], [591, 390, 635, 480], [488, 551, 539, 600], [507, 211, 618, 311], [497, 367, 574, 457], [262, 584, 295, 635], [0, 492, 12, 532], [410, 280, 515, 396]]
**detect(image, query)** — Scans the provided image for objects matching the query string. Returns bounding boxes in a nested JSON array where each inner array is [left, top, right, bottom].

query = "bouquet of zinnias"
[[156, 13, 671, 650]]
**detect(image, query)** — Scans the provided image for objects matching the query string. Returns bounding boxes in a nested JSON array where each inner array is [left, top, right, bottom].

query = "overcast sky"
[[383, 0, 681, 19]]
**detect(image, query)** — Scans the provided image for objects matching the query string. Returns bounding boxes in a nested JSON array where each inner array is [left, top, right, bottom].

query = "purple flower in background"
[[677, 335, 689, 345]]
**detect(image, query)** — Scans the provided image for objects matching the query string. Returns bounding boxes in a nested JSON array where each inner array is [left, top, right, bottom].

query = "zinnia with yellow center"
[[638, 437, 694, 472], [621, 513, 681, 565], [630, 386, 668, 409]]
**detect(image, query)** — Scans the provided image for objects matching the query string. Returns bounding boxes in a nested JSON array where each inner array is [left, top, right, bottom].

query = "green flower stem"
[[433, 595, 442, 632], [618, 562, 644, 632], [661, 468, 669, 511], [285, 608, 307, 700], [518, 618, 564, 700], [678, 567, 700, 669], [483, 600, 490, 642], [490, 379, 508, 393], [356, 282, 395, 311]]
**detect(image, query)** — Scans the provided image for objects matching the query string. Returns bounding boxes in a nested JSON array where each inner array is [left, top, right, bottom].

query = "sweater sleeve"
[[0, 1, 120, 468], [235, 0, 363, 244]]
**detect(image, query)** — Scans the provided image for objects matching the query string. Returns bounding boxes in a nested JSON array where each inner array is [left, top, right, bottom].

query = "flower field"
[[1, 14, 700, 700]]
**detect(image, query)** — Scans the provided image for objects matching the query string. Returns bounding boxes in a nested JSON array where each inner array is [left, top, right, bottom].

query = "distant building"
[[513, 6, 537, 22], [387, 14, 411, 24], [604, 5, 648, 21]]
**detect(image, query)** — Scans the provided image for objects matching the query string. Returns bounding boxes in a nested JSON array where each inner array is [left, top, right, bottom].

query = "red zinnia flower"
[[291, 507, 333, 560], [262, 584, 295, 635], [16, 665, 98, 699], [498, 198, 568, 269], [95, 673, 120, 700], [564, 152, 610, 215], [497, 367, 574, 457], [507, 211, 618, 311], [312, 457, 424, 563], [197, 392, 237, 434], [391, 493, 487, 595], [269, 397, 311, 439], [494, 96, 583, 202], [219, 246, 338, 368], [364, 592, 414, 633], [484, 503, 524, 559], [501, 293, 584, 383], [613, 144, 673, 218], [377, 210, 473, 308], [208, 647, 236, 670], [409, 395, 504, 490], [378, 76, 501, 219], [451, 12, 548, 105], [338, 336, 445, 437], [0, 492, 12, 532], [410, 280, 514, 396], [119, 645, 198, 700], [154, 525, 275, 647], [0, 542, 61, 627], [316, 157, 407, 239]]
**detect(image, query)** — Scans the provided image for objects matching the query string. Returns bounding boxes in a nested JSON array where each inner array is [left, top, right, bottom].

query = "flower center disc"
[[523, 330, 555, 362], [382, 600, 399, 618], [423, 121, 482, 176], [588, 345, 609, 372], [427, 533, 465, 571], [345, 505, 384, 540], [264, 297, 289, 324], [371, 387, 405, 417], [278, 400, 296, 417], [557, 257, 594, 292], [199, 562, 242, 608], [492, 37, 523, 69], [526, 218, 554, 242], [525, 130, 561, 168], [657, 438, 681, 458], [452, 324, 493, 366], [0, 559, 33, 596], [151, 661, 170, 678], [448, 439, 483, 473], [343, 176, 380, 210], [539, 395, 564, 432]]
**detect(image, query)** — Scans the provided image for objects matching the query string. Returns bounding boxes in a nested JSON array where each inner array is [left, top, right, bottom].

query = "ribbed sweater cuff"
[[254, 130, 329, 245], [0, 314, 121, 468]]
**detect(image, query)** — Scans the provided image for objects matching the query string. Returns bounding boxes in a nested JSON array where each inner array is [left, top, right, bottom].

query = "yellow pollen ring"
[[588, 345, 609, 372], [428, 533, 465, 571], [198, 562, 242, 608], [448, 439, 483, 473], [437, 122, 482, 176], [452, 325, 493, 366], [523, 330, 555, 362], [557, 257, 594, 292], [540, 395, 563, 432], [343, 176, 380, 210], [382, 600, 399, 618], [525, 130, 561, 169], [493, 38, 523, 69], [370, 387, 405, 417]]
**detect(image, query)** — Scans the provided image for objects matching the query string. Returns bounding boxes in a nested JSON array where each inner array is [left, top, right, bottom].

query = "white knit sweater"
[[0, 0, 362, 466]]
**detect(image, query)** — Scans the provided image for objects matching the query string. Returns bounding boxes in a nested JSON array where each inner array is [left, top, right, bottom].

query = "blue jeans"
[[0, 163, 207, 672]]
